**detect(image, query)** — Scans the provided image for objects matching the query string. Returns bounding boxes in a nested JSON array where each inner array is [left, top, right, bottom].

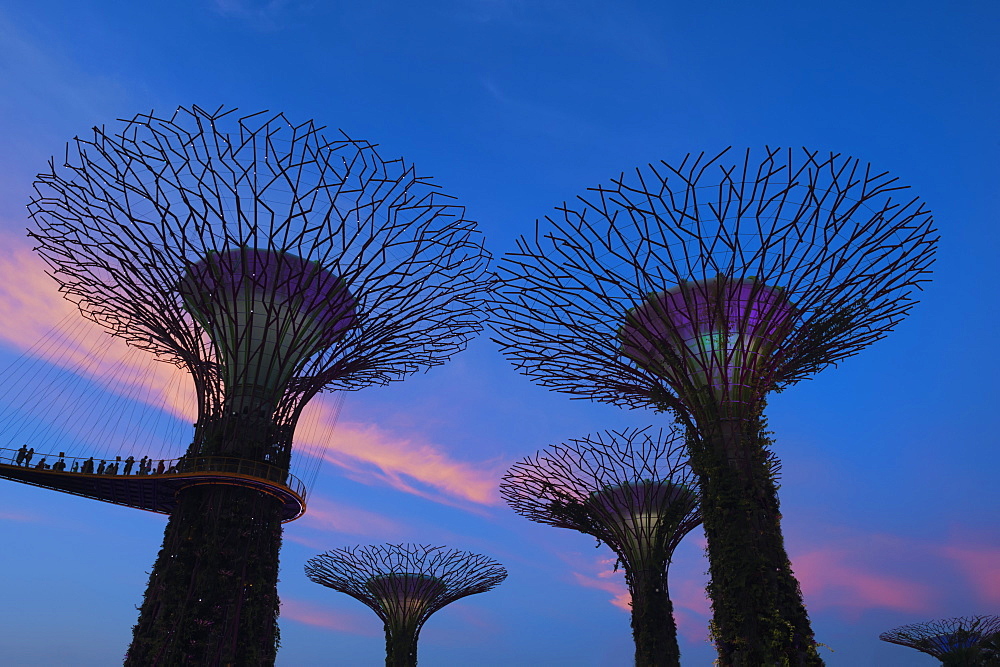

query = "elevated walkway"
[[0, 448, 307, 521]]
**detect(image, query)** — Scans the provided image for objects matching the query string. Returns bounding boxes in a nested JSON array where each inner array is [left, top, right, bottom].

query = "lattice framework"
[[880, 615, 1000, 660]]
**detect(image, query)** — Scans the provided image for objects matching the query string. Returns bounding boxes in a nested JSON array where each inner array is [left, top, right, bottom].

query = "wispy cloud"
[[210, 0, 313, 31], [280, 597, 378, 636], [299, 402, 503, 507]]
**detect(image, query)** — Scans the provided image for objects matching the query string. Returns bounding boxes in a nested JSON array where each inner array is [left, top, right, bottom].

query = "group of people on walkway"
[[11, 445, 172, 476]]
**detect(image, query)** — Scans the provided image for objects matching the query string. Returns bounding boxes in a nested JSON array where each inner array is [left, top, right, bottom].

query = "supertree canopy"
[[26, 105, 491, 665], [880, 615, 1000, 666], [305, 544, 507, 667], [492, 148, 937, 665], [501, 426, 701, 667]]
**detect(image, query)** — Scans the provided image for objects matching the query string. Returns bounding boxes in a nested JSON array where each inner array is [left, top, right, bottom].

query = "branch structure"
[[501, 426, 700, 667], [305, 544, 507, 666], [880, 616, 1000, 665], [26, 105, 491, 665], [491, 148, 937, 665]]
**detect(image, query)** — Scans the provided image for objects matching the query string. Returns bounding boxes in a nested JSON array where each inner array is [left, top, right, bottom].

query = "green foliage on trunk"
[[686, 408, 823, 666], [630, 570, 681, 667], [384, 621, 420, 667], [126, 484, 284, 666]]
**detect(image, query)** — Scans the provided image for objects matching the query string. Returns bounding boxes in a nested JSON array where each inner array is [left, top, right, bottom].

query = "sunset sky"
[[0, 2, 998, 665]]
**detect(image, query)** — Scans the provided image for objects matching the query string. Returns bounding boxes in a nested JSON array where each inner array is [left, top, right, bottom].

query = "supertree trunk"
[[686, 408, 819, 666], [384, 621, 419, 667], [629, 568, 680, 667], [126, 484, 284, 666]]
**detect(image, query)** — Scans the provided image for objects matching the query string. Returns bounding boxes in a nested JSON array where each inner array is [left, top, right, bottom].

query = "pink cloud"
[[298, 400, 503, 506], [791, 548, 934, 618], [573, 569, 632, 612], [0, 230, 501, 507], [280, 597, 379, 636], [571, 556, 632, 612], [940, 544, 1000, 604]]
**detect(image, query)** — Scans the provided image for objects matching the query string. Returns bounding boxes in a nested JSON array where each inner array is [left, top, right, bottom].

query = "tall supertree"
[[491, 148, 937, 665], [500, 426, 701, 667], [880, 615, 1000, 666], [26, 105, 491, 665], [304, 544, 507, 666]]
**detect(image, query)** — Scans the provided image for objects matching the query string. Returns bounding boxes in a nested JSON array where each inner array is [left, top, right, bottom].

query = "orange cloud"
[[0, 230, 500, 507], [940, 544, 1000, 604], [571, 556, 632, 612], [792, 548, 934, 617], [298, 400, 503, 506], [280, 597, 378, 636], [0, 231, 196, 421]]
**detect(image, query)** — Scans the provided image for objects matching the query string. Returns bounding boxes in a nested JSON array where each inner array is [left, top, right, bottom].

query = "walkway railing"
[[0, 447, 307, 504]]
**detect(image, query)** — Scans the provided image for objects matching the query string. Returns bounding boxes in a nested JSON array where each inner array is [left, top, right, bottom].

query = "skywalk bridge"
[[0, 447, 307, 521]]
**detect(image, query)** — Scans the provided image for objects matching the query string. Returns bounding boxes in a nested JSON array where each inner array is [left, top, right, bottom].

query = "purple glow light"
[[178, 248, 357, 399], [619, 276, 795, 402]]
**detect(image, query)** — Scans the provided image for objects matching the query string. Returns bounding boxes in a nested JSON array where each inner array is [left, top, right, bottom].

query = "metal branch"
[[880, 615, 1000, 661], [491, 148, 937, 414]]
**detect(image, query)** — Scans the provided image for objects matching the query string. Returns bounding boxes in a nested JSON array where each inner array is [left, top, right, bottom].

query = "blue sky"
[[0, 1, 998, 665]]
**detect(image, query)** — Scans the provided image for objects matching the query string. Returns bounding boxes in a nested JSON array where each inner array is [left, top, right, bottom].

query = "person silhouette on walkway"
[[71, 461, 79, 473], [124, 456, 135, 475], [97, 460, 106, 475], [156, 459, 165, 475], [35, 458, 47, 469], [24, 448, 34, 467], [15, 445, 28, 465], [82, 457, 94, 474], [53, 453, 67, 472]]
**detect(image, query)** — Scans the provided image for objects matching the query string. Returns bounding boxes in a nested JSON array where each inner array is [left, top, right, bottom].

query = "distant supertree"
[[305, 544, 507, 666], [492, 148, 937, 665], [27, 105, 490, 665], [501, 426, 701, 667], [880, 615, 1000, 666]]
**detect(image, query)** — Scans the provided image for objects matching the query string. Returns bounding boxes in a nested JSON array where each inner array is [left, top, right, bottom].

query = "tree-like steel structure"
[[492, 148, 937, 665], [27, 105, 491, 665], [880, 615, 1000, 666], [305, 544, 507, 667], [501, 426, 701, 667]]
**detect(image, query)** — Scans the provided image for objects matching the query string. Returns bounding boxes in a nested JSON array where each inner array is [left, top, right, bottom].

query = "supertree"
[[26, 105, 491, 665], [491, 148, 937, 665], [880, 615, 1000, 666], [304, 544, 507, 666], [500, 426, 701, 667]]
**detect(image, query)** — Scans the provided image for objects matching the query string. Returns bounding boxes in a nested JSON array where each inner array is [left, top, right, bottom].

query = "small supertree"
[[880, 615, 1000, 666], [492, 148, 938, 665], [27, 105, 491, 665], [304, 544, 507, 666], [501, 426, 701, 667]]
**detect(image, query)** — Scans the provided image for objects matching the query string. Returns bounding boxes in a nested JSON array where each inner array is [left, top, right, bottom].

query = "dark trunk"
[[126, 483, 284, 666], [630, 569, 681, 667], [687, 409, 822, 666], [384, 622, 419, 667]]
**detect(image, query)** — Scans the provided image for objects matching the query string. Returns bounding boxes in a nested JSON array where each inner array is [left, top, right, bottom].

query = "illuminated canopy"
[[620, 276, 795, 405], [179, 247, 357, 405]]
